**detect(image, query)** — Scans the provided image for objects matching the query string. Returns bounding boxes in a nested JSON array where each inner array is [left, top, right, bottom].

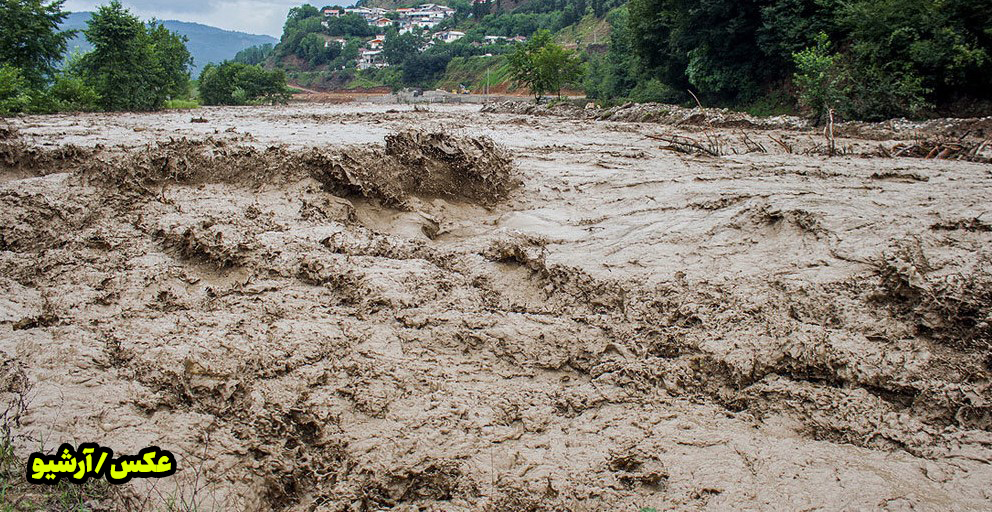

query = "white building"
[[435, 30, 466, 43], [358, 49, 387, 69]]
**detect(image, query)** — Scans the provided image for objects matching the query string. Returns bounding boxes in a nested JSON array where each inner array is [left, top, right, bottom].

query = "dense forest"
[[588, 0, 992, 120]]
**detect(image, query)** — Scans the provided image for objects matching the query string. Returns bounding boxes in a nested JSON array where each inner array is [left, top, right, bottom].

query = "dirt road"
[[1, 104, 991, 510]]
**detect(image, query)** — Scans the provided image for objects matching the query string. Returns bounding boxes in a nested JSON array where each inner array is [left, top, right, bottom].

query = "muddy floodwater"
[[1, 103, 991, 510]]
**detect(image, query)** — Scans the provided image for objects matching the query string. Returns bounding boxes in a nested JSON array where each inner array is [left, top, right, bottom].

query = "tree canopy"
[[0, 0, 75, 86], [508, 30, 583, 101], [587, 0, 992, 119], [80, 1, 192, 111]]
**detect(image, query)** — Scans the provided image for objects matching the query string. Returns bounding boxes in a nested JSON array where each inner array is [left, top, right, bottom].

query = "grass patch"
[[163, 99, 200, 109], [554, 13, 611, 49], [435, 55, 514, 93], [742, 91, 797, 117]]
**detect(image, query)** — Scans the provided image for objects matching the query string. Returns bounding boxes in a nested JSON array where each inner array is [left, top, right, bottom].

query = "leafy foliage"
[[274, 4, 373, 69], [791, 33, 846, 121], [198, 61, 290, 106], [80, 1, 192, 111], [383, 31, 425, 67], [508, 29, 582, 101], [234, 43, 275, 65], [0, 64, 34, 114], [0, 1, 99, 115], [0, 0, 75, 87], [600, 0, 992, 118]]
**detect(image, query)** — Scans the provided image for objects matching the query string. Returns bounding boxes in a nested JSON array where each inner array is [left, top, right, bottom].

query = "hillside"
[[60, 12, 278, 76]]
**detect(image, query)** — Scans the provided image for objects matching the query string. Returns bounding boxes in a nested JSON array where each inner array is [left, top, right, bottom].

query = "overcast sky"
[[63, 0, 335, 37]]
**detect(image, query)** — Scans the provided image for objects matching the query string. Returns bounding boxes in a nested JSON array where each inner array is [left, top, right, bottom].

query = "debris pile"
[[0, 123, 93, 174], [890, 138, 991, 162], [481, 101, 809, 130]]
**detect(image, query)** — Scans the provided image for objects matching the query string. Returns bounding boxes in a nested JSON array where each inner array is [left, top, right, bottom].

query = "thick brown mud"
[[1, 105, 991, 510]]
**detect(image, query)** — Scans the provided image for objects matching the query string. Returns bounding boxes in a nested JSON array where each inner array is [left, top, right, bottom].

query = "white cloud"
[[62, 0, 330, 37]]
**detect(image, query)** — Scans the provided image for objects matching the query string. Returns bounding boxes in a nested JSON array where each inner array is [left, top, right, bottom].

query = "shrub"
[[0, 65, 32, 116], [199, 62, 291, 106], [48, 74, 101, 112], [163, 99, 199, 109], [792, 33, 847, 122]]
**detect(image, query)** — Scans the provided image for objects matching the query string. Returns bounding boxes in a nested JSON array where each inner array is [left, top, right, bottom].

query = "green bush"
[[163, 99, 200, 109], [792, 33, 847, 122], [48, 75, 101, 112], [199, 62, 291, 106], [844, 64, 931, 121], [0, 65, 32, 115], [629, 78, 679, 104]]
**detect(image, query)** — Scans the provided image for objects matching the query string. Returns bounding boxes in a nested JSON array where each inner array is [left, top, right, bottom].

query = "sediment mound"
[[74, 130, 517, 206], [0, 123, 92, 175], [306, 130, 517, 206]]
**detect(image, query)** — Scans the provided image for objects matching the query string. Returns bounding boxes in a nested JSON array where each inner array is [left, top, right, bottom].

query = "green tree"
[[837, 0, 984, 117], [508, 30, 582, 101], [81, 1, 192, 111], [300, 32, 329, 66], [0, 64, 33, 115], [234, 43, 274, 65], [0, 0, 75, 87], [584, 7, 651, 101], [148, 21, 194, 99], [383, 31, 425, 67]]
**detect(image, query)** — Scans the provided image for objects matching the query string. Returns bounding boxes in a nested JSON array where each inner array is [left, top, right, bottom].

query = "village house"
[[343, 7, 371, 17], [434, 30, 465, 43], [323, 36, 347, 48], [338, 4, 459, 32], [344, 7, 386, 22], [358, 48, 386, 69], [322, 8, 340, 17], [367, 35, 386, 50]]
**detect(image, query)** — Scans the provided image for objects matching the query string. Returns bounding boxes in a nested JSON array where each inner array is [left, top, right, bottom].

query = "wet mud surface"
[[1, 104, 992, 510]]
